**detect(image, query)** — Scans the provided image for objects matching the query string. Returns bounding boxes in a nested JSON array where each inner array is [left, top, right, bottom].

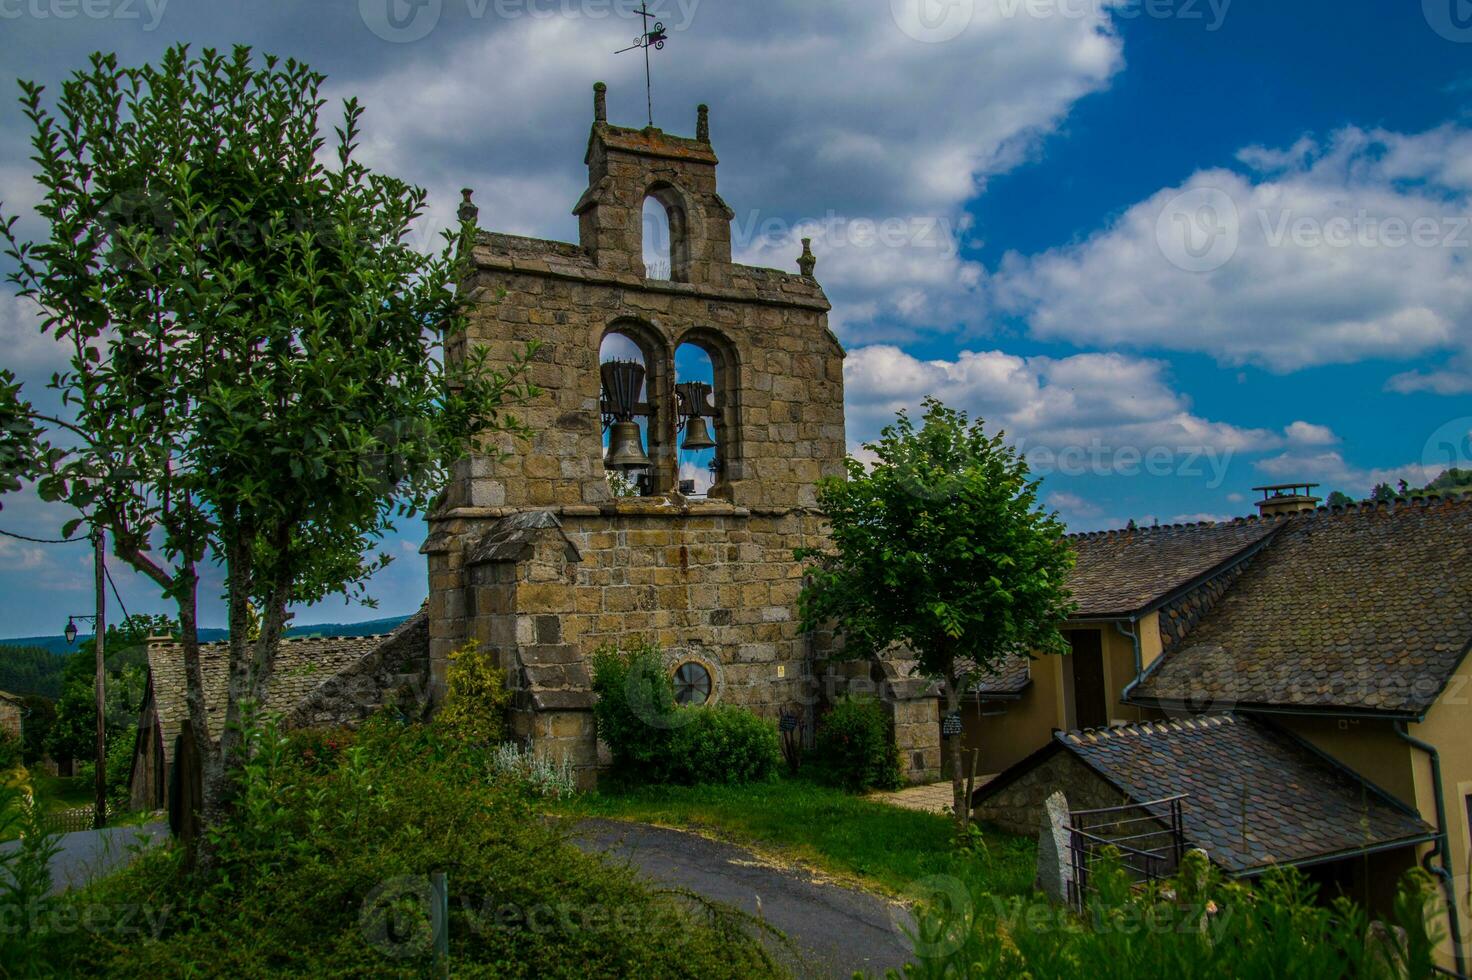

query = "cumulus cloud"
[[0, 291, 68, 373], [1253, 450, 1441, 493], [339, 0, 1123, 342], [843, 344, 1278, 460], [996, 124, 1472, 376]]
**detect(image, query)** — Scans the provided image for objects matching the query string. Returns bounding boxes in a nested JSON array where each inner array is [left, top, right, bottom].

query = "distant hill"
[[0, 644, 66, 698], [0, 613, 411, 657]]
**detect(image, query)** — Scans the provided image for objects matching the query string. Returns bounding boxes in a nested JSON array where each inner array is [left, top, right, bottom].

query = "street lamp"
[[60, 528, 106, 829], [64, 618, 79, 646]]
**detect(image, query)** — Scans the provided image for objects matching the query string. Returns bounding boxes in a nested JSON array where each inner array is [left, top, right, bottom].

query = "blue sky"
[[1, 0, 1470, 638]]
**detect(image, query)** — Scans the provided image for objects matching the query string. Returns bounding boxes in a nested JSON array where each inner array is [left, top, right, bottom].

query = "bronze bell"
[[605, 420, 651, 471], [681, 416, 717, 452]]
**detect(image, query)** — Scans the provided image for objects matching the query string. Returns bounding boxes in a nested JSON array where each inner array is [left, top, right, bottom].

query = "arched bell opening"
[[641, 182, 692, 282], [599, 325, 672, 497], [674, 328, 740, 500]]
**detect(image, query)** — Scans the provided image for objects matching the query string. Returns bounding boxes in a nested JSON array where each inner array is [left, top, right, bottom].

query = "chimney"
[[1252, 482, 1321, 516]]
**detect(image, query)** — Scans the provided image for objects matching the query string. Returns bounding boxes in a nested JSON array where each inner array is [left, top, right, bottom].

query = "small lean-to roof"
[[971, 653, 1032, 698], [1131, 495, 1472, 717], [1065, 519, 1281, 618], [977, 714, 1435, 875]]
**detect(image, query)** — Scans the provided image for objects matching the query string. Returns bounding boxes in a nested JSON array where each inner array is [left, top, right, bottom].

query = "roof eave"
[[1123, 695, 1423, 723]]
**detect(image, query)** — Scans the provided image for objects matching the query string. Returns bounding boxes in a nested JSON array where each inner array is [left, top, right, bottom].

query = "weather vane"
[[615, 1, 668, 127]]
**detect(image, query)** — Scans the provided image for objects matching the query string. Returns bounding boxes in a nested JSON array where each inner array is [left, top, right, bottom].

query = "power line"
[[102, 561, 131, 625], [0, 526, 86, 545]]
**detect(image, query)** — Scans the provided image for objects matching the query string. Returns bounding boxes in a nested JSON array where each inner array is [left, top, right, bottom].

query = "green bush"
[[438, 639, 510, 745], [894, 849, 1444, 979], [590, 641, 681, 782], [104, 727, 134, 811], [0, 730, 22, 773], [671, 706, 781, 785], [29, 714, 783, 978], [814, 695, 903, 792], [591, 642, 780, 786]]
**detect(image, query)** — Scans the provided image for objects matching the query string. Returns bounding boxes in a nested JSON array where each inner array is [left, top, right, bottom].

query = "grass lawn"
[[559, 776, 1037, 902]]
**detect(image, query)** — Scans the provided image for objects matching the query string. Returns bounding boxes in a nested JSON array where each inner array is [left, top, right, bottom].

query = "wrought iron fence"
[[42, 804, 106, 835], [1067, 794, 1187, 910]]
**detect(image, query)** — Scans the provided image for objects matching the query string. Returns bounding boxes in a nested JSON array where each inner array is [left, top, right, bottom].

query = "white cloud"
[[997, 124, 1472, 375], [0, 291, 68, 373], [1283, 421, 1338, 446], [843, 344, 1279, 461], [339, 1, 1124, 342], [1253, 450, 1441, 493]]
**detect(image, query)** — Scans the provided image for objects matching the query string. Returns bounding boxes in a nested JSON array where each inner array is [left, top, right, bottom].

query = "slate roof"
[[1132, 495, 1472, 716], [145, 632, 386, 758], [971, 653, 1032, 698], [1066, 519, 1279, 617], [1058, 715, 1434, 874]]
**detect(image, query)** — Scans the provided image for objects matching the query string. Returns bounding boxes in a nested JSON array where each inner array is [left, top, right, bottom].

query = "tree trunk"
[[943, 658, 966, 838]]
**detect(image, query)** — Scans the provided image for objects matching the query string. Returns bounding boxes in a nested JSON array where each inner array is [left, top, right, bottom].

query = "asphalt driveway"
[[1, 822, 168, 895], [574, 818, 914, 979]]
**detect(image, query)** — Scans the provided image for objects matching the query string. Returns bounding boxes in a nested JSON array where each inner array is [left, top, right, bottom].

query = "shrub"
[[283, 726, 356, 772], [0, 781, 59, 968], [815, 695, 903, 792], [894, 850, 1444, 979], [671, 706, 781, 785], [590, 641, 681, 781], [0, 730, 22, 773], [34, 713, 784, 978], [104, 727, 135, 811], [438, 639, 510, 746], [489, 742, 578, 800], [591, 642, 781, 786]]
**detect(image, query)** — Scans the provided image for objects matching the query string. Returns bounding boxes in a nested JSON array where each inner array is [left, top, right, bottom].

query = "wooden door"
[[1069, 629, 1109, 731]]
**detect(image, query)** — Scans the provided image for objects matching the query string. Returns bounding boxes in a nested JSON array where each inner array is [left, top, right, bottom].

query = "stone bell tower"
[[423, 85, 936, 784]]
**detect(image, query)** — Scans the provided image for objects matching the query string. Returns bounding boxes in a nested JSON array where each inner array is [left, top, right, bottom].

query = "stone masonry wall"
[[1156, 556, 1255, 652], [974, 749, 1129, 836]]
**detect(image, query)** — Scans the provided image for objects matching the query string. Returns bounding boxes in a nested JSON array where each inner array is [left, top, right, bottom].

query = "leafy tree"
[[0, 645, 66, 699], [0, 370, 42, 504], [1326, 490, 1355, 508], [1370, 482, 1398, 502], [19, 694, 55, 766], [0, 45, 536, 848], [798, 399, 1076, 834], [47, 614, 164, 765], [1425, 467, 1472, 495]]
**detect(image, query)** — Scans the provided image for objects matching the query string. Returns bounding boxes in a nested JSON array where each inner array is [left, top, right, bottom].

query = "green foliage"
[[798, 398, 1076, 674], [814, 695, 903, 793], [590, 641, 682, 782], [673, 705, 781, 785], [489, 742, 577, 800], [590, 642, 780, 786], [438, 639, 510, 746], [892, 851, 1445, 979], [46, 615, 159, 765], [1326, 490, 1355, 507], [103, 726, 136, 812], [0, 368, 42, 502], [20, 694, 55, 765], [798, 398, 1076, 829], [0, 730, 22, 772], [0, 781, 62, 969], [565, 777, 1036, 900], [282, 726, 356, 773], [0, 44, 537, 812], [31, 715, 783, 978], [0, 644, 66, 698]]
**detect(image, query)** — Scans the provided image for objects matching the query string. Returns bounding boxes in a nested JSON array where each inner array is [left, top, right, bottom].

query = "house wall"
[[0, 698, 20, 740], [1410, 689, 1472, 971], [972, 748, 1130, 836]]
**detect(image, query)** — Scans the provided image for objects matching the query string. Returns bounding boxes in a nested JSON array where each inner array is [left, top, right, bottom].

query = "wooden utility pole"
[[92, 528, 106, 830]]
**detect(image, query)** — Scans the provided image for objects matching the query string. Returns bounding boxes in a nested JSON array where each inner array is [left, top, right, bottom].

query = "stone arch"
[[600, 318, 676, 495], [641, 180, 697, 282], [674, 326, 741, 498]]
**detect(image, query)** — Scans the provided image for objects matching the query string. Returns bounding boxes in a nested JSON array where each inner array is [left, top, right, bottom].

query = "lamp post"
[[63, 528, 106, 829]]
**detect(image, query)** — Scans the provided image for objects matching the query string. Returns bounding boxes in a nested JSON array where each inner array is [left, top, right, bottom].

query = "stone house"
[[128, 611, 428, 812], [422, 84, 940, 786], [0, 690, 22, 742], [969, 492, 1472, 973]]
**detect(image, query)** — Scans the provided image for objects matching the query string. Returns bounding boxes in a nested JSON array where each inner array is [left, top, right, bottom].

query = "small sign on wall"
[[942, 713, 963, 737]]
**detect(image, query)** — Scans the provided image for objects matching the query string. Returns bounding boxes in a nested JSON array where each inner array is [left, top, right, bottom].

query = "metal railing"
[[41, 804, 107, 835], [1067, 794, 1187, 910]]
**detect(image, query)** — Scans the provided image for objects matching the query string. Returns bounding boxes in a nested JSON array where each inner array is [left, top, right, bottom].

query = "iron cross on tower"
[[614, 1, 668, 127]]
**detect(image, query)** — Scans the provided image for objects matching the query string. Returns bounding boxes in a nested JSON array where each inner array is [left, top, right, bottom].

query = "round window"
[[673, 661, 712, 706]]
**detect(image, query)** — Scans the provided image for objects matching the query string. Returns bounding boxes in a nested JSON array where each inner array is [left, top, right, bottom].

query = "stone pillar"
[[1036, 790, 1073, 904]]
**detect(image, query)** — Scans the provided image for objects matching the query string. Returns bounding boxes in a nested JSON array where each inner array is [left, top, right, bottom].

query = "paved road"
[[1, 822, 168, 894], [574, 818, 914, 979]]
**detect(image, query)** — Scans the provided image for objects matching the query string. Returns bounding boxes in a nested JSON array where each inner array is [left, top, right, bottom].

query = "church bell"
[[605, 420, 651, 470], [680, 416, 717, 452]]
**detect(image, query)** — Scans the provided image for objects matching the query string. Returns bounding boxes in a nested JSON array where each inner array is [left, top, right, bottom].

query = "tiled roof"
[[146, 632, 386, 755], [1060, 714, 1433, 874], [1066, 519, 1279, 617], [0, 690, 22, 704], [971, 653, 1031, 697], [1132, 495, 1472, 715]]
